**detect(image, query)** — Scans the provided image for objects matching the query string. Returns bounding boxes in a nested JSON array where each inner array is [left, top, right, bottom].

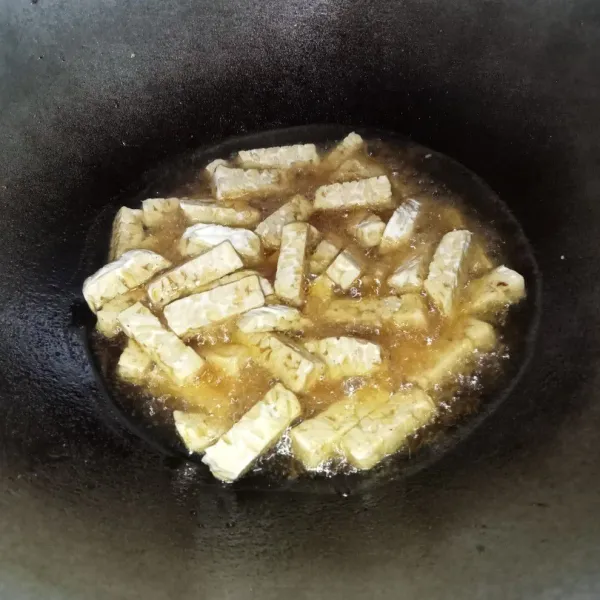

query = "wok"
[[1, 0, 599, 598]]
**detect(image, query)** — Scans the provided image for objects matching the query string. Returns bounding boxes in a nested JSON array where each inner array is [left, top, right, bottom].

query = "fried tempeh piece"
[[379, 199, 421, 254], [309, 239, 342, 275], [83, 249, 171, 313], [180, 200, 261, 227], [255, 195, 313, 250], [95, 287, 146, 338], [387, 253, 428, 294], [332, 156, 387, 183], [424, 230, 473, 317], [465, 265, 526, 317], [141, 198, 181, 228], [314, 176, 393, 211], [325, 249, 363, 291], [117, 340, 153, 384], [202, 383, 302, 482], [205, 158, 228, 175], [237, 144, 319, 169], [408, 318, 497, 392], [164, 275, 265, 338], [118, 302, 205, 385], [195, 269, 274, 298], [109, 207, 147, 260], [202, 344, 252, 377], [321, 132, 365, 170], [346, 211, 386, 248], [174, 410, 229, 455], [324, 297, 402, 329], [304, 336, 382, 379], [147, 241, 243, 308], [234, 331, 325, 393], [179, 223, 262, 264], [341, 387, 436, 470], [212, 165, 280, 201], [237, 305, 312, 334], [274, 222, 309, 306], [324, 295, 428, 331], [390, 293, 429, 331], [290, 388, 389, 470]]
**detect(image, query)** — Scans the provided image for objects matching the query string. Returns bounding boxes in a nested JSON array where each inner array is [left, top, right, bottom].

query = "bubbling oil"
[[90, 130, 533, 484]]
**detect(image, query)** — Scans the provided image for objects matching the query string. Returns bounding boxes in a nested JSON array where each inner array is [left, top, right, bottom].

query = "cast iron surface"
[[1, 0, 599, 599]]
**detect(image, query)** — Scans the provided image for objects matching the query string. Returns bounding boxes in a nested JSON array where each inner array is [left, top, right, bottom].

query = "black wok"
[[1, 1, 600, 598]]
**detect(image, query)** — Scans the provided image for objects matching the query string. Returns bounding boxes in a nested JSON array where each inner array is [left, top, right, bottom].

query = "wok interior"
[[1, 1, 598, 597]]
